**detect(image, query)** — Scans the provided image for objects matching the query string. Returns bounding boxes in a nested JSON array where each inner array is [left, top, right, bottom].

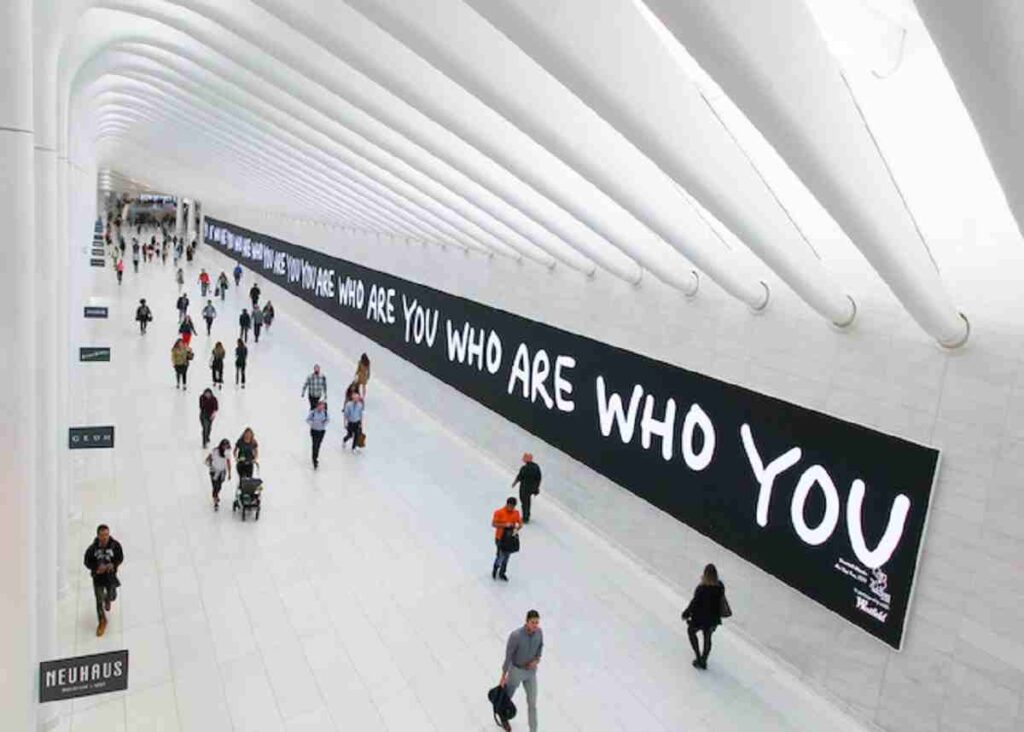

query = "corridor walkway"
[[56, 236, 869, 731]]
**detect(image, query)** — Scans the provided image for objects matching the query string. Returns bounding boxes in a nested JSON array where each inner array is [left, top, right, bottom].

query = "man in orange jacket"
[[491, 497, 522, 581]]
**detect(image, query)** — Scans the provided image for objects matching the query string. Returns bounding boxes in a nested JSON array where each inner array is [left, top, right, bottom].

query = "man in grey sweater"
[[499, 609, 543, 731]]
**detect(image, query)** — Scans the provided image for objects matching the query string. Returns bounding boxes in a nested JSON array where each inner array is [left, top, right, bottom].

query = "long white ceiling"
[[42, 0, 1024, 347]]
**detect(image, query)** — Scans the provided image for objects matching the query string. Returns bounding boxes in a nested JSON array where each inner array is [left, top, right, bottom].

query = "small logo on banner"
[[83, 306, 108, 319], [39, 650, 128, 702], [89, 258, 105, 267], [79, 347, 111, 362], [68, 426, 115, 449]]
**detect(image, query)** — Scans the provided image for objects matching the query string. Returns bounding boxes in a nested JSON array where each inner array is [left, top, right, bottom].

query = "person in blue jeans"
[[342, 386, 364, 450], [306, 400, 330, 468]]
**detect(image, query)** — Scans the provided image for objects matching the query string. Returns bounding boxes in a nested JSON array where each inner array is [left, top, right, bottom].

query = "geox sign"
[[68, 426, 115, 449]]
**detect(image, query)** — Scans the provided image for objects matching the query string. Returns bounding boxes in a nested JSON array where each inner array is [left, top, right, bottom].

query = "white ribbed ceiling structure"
[[41, 0, 1024, 347]]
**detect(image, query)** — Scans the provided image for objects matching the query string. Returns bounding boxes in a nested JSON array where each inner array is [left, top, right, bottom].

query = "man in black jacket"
[[512, 453, 542, 523], [83, 524, 124, 637]]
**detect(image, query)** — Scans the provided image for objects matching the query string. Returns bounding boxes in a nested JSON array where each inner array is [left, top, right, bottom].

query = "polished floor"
[[55, 235, 869, 731]]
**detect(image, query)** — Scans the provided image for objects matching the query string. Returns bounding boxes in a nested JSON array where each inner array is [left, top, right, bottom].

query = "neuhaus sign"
[[39, 650, 128, 702], [206, 217, 939, 650]]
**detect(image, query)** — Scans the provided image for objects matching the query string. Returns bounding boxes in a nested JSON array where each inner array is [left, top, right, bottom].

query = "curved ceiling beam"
[[106, 47, 530, 262], [641, 0, 968, 346], [95, 133, 375, 230], [467, 0, 857, 327], [72, 3, 647, 284], [913, 0, 1024, 240], [326, 0, 767, 307], [91, 0, 697, 292], [69, 52, 499, 255], [58, 9, 614, 277], [85, 89, 438, 242], [99, 73, 500, 256]]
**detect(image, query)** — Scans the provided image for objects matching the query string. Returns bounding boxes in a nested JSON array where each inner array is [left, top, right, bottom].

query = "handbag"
[[356, 431, 366, 448], [487, 685, 517, 726], [720, 593, 732, 619], [499, 528, 520, 554]]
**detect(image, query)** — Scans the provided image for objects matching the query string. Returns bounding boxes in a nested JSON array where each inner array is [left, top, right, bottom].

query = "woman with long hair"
[[204, 438, 232, 510], [233, 427, 259, 480], [681, 564, 728, 670]]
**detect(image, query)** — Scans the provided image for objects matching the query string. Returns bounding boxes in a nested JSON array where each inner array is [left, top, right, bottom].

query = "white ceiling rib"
[[49, 0, 982, 345]]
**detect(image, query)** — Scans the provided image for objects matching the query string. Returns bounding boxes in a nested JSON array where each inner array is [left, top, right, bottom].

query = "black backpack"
[[487, 685, 517, 727]]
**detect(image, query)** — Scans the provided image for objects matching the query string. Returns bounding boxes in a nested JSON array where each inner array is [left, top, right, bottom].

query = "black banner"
[[83, 306, 108, 319], [79, 347, 111, 362], [89, 258, 105, 268], [206, 217, 938, 649], [69, 426, 115, 449], [40, 650, 128, 702]]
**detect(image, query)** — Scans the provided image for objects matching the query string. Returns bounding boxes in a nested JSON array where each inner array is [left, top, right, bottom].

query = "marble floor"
[[53, 235, 869, 731]]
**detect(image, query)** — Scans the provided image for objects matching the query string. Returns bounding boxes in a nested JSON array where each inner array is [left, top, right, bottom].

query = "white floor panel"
[[57, 240, 872, 731]]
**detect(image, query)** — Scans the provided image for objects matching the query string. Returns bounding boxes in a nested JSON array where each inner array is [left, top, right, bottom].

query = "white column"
[[0, 0, 39, 729], [56, 155, 70, 601], [33, 31, 60, 729], [175, 195, 184, 239]]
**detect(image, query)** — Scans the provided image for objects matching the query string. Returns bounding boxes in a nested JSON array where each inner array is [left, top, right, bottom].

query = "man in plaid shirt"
[[302, 364, 327, 410]]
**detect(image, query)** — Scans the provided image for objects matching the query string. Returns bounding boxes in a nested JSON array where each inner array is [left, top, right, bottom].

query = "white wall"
[[207, 197, 1024, 732]]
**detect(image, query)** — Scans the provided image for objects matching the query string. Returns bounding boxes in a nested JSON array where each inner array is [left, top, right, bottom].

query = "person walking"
[[210, 341, 226, 389], [341, 388, 364, 451], [233, 261, 243, 287], [239, 308, 251, 343], [301, 364, 327, 410], [234, 427, 259, 480], [306, 400, 330, 469], [161, 239, 168, 264], [234, 338, 248, 388], [262, 301, 275, 332], [491, 497, 522, 582], [198, 269, 210, 297], [681, 564, 729, 670], [199, 387, 219, 449], [135, 298, 152, 335], [83, 524, 124, 637], [353, 352, 371, 399], [201, 300, 217, 335], [171, 338, 194, 390], [131, 243, 140, 273], [176, 292, 190, 322], [217, 271, 229, 300], [496, 610, 543, 732], [204, 439, 232, 510], [252, 305, 264, 343], [115, 257, 125, 285], [179, 314, 197, 348], [175, 266, 185, 292], [249, 281, 261, 310], [512, 453, 543, 524]]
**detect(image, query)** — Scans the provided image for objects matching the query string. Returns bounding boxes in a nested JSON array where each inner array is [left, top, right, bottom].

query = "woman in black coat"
[[681, 563, 728, 669]]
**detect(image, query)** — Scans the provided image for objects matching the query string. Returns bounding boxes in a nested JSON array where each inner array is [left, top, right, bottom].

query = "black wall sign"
[[69, 426, 115, 449], [83, 306, 108, 319], [40, 650, 128, 702], [91, 247, 105, 256], [89, 258, 105, 267], [79, 347, 111, 362], [206, 217, 939, 649]]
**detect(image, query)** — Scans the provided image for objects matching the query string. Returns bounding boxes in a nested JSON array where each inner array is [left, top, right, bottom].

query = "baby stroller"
[[233, 476, 263, 521]]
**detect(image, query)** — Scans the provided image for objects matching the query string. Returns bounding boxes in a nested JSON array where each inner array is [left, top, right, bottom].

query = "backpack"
[[487, 685, 517, 727]]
